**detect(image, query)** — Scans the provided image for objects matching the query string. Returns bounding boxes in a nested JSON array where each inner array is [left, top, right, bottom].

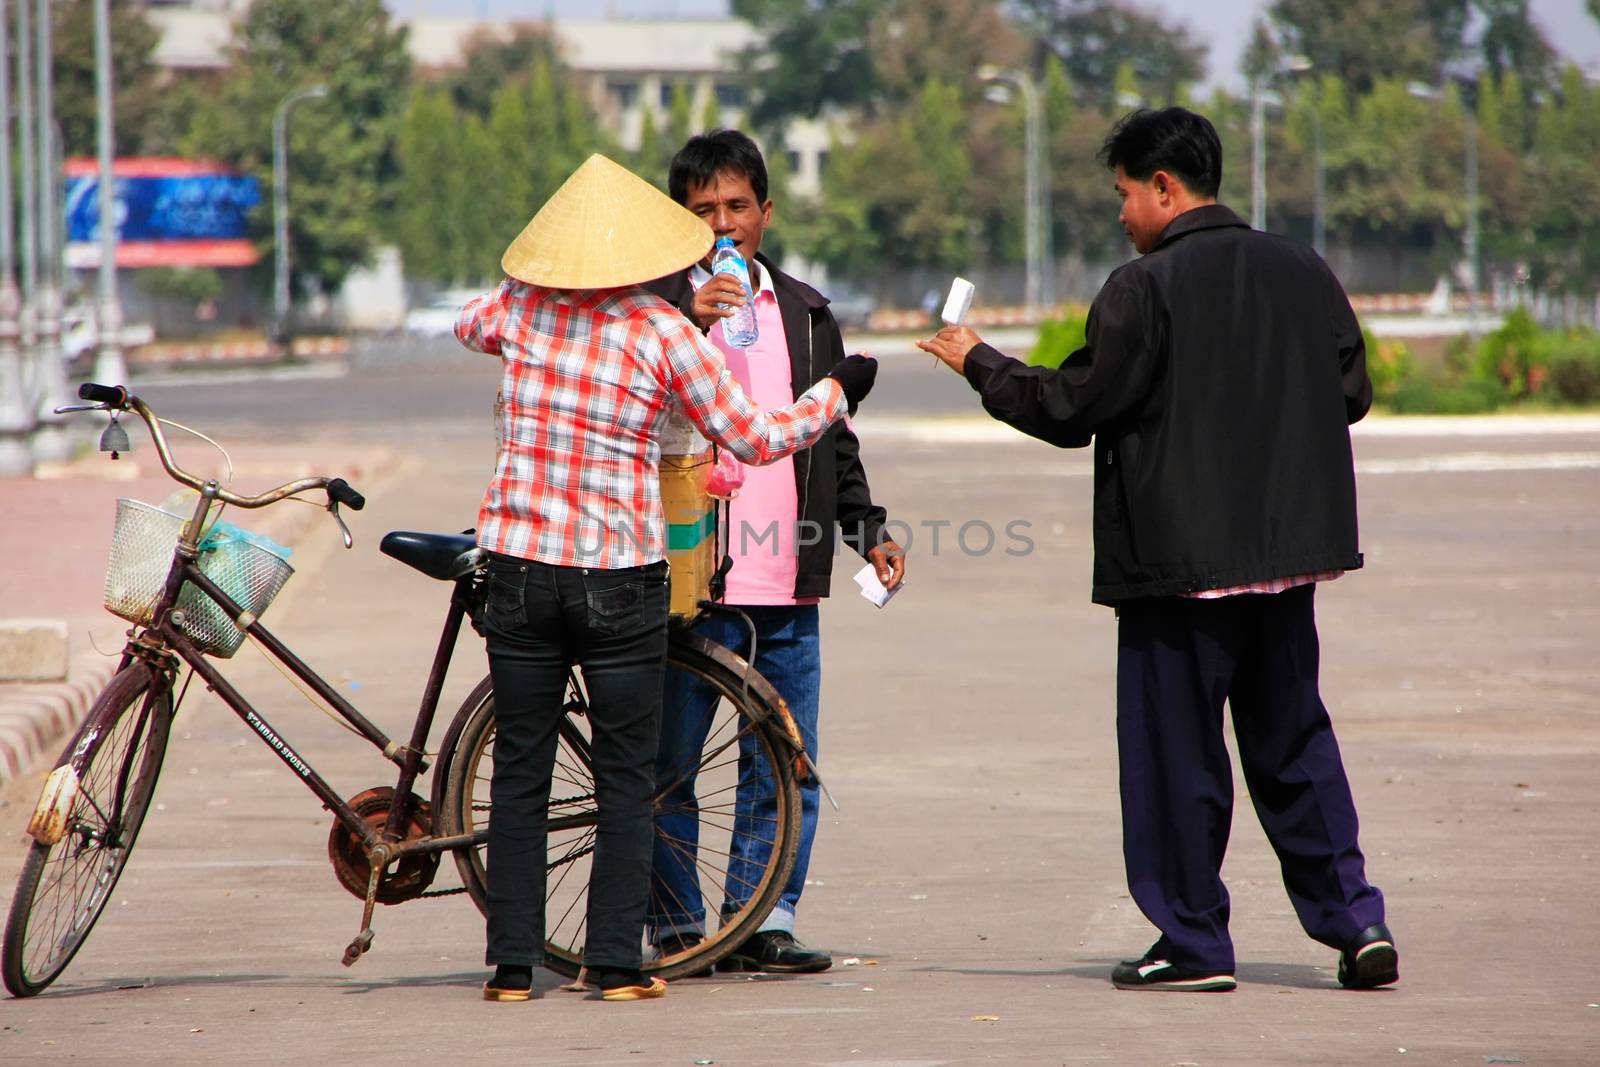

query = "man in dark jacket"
[[643, 129, 903, 974], [919, 108, 1396, 993]]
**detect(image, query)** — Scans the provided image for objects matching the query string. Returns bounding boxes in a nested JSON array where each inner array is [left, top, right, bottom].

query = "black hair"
[[1098, 107, 1222, 199], [667, 128, 769, 206]]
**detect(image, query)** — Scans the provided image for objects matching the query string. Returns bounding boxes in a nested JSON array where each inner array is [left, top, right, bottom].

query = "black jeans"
[[480, 552, 670, 970]]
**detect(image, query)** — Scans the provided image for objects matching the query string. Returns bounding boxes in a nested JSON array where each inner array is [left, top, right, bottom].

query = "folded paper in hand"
[[853, 562, 902, 608]]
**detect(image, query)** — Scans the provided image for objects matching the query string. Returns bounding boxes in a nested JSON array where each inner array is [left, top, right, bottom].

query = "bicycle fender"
[[673, 632, 806, 758], [27, 765, 80, 846]]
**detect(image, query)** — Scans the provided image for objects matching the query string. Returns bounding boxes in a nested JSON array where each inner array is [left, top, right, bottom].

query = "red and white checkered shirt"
[[1183, 570, 1345, 599], [456, 279, 845, 569]]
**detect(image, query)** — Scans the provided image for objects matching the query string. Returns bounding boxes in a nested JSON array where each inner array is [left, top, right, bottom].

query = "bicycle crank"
[[327, 787, 441, 905]]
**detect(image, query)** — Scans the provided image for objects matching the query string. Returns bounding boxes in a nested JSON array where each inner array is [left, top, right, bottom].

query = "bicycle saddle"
[[380, 531, 483, 581]]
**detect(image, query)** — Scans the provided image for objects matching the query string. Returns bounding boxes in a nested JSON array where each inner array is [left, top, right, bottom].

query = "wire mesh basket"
[[103, 499, 294, 658]]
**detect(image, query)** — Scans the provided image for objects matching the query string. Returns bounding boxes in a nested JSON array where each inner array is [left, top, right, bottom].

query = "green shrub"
[[1474, 307, 1551, 399], [140, 267, 225, 305], [1029, 310, 1088, 367], [1544, 331, 1600, 404], [1387, 374, 1504, 414], [1362, 325, 1419, 404]]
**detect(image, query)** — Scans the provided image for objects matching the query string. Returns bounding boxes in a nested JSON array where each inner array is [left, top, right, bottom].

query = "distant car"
[[403, 289, 482, 337], [826, 287, 877, 331]]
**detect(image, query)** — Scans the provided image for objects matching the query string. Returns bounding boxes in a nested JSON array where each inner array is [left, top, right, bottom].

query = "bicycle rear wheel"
[[2, 665, 173, 997], [441, 638, 802, 980]]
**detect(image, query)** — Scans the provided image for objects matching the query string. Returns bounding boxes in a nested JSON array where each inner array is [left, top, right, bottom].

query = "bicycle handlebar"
[[74, 382, 364, 511]]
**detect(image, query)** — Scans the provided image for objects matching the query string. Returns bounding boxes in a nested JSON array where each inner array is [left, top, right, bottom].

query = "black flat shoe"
[[1338, 922, 1399, 989], [590, 967, 668, 1001], [716, 930, 832, 974], [482, 964, 534, 1002], [656, 932, 713, 979]]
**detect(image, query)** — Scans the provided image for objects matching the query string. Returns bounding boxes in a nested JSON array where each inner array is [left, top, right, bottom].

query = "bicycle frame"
[[134, 481, 484, 863]]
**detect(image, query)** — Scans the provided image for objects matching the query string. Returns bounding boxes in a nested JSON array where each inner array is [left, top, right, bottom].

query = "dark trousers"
[[1115, 583, 1385, 972], [480, 553, 669, 970]]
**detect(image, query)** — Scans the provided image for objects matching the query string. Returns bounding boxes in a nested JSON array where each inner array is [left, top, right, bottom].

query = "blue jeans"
[[649, 604, 821, 941]]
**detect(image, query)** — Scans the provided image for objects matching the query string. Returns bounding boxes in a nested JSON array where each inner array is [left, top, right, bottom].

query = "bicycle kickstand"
[[342, 844, 390, 967]]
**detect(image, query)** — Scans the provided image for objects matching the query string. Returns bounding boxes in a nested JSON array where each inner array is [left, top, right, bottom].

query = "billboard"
[[64, 157, 261, 269]]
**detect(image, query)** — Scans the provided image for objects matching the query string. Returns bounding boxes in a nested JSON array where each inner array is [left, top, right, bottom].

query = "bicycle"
[[2, 383, 806, 997]]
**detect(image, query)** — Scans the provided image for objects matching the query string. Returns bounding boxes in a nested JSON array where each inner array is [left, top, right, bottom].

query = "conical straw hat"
[[501, 154, 714, 289]]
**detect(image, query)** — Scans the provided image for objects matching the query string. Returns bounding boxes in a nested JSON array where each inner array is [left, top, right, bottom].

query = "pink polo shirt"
[[691, 262, 816, 606]]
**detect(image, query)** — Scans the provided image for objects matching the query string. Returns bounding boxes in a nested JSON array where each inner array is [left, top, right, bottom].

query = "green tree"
[[799, 79, 975, 277], [730, 0, 882, 130], [393, 88, 476, 285], [1521, 65, 1600, 293], [1014, 0, 1206, 107], [1265, 0, 1469, 94], [440, 25, 566, 117], [53, 0, 164, 155], [181, 0, 411, 294]]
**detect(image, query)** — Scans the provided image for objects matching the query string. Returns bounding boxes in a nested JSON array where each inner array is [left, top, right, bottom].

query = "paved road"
[[2, 358, 1598, 1064]]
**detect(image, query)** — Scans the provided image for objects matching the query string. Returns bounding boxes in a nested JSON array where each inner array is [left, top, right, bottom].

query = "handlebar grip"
[[78, 383, 128, 406], [327, 478, 365, 511]]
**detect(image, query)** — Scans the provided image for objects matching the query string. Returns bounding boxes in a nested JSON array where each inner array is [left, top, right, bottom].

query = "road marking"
[[130, 361, 348, 388], [1358, 451, 1600, 474]]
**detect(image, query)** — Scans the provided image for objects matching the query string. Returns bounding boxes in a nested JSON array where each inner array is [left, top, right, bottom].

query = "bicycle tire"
[[438, 638, 802, 981], [3, 665, 173, 997]]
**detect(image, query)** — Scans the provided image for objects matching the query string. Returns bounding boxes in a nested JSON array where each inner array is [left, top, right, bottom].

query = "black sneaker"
[[655, 932, 713, 979], [1111, 948, 1236, 992], [1337, 922, 1399, 989]]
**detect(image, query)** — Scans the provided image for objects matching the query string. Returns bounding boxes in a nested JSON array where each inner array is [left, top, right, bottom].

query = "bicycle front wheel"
[[2, 665, 173, 997], [441, 637, 802, 980]]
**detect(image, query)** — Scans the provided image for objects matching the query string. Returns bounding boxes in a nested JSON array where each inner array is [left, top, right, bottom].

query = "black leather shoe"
[[716, 930, 832, 974], [1338, 922, 1399, 989], [656, 932, 713, 979]]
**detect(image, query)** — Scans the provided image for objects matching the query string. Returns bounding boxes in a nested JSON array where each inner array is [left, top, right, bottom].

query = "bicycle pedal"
[[341, 928, 375, 968]]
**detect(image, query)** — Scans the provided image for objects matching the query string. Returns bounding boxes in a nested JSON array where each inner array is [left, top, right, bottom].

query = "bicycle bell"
[[99, 413, 130, 459]]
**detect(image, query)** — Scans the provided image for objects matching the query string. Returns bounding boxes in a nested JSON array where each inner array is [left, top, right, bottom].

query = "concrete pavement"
[[0, 378, 1597, 1064]]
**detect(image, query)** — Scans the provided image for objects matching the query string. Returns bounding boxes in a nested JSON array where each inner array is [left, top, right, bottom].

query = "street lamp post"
[[1250, 56, 1314, 236], [1250, 79, 1267, 231], [0, 0, 34, 476], [1408, 81, 1480, 337], [92, 0, 126, 388], [30, 0, 72, 461], [977, 65, 1051, 313], [273, 85, 328, 355]]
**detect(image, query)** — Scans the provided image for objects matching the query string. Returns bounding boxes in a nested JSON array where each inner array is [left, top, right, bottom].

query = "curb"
[[0, 444, 399, 795], [0, 654, 119, 789]]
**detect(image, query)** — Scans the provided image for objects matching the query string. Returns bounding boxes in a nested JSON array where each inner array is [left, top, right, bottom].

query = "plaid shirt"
[[457, 280, 845, 569], [1183, 570, 1345, 599]]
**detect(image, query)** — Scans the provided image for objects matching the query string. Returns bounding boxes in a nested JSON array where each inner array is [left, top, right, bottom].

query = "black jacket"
[[964, 205, 1372, 606], [644, 253, 889, 599]]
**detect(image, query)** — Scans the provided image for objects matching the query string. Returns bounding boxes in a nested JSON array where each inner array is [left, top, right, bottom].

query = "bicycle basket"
[[103, 499, 294, 658]]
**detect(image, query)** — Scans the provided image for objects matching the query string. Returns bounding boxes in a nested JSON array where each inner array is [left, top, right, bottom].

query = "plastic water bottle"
[[711, 237, 759, 347]]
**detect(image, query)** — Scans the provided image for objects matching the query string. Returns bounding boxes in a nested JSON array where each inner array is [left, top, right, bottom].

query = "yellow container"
[[659, 449, 717, 619]]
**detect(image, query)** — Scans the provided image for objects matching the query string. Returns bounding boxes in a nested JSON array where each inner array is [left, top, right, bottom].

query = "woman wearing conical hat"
[[455, 155, 878, 1003]]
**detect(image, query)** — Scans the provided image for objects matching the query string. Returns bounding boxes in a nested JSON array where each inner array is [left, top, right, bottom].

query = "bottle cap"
[[714, 236, 736, 249]]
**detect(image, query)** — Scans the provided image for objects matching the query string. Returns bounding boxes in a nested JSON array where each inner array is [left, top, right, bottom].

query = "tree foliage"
[[729, 0, 880, 131], [1265, 0, 1470, 94], [393, 28, 608, 285], [1013, 0, 1206, 106], [180, 0, 411, 294], [53, 0, 165, 156]]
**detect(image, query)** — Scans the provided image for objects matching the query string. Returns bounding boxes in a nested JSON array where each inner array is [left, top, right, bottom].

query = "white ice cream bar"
[[941, 277, 976, 326]]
